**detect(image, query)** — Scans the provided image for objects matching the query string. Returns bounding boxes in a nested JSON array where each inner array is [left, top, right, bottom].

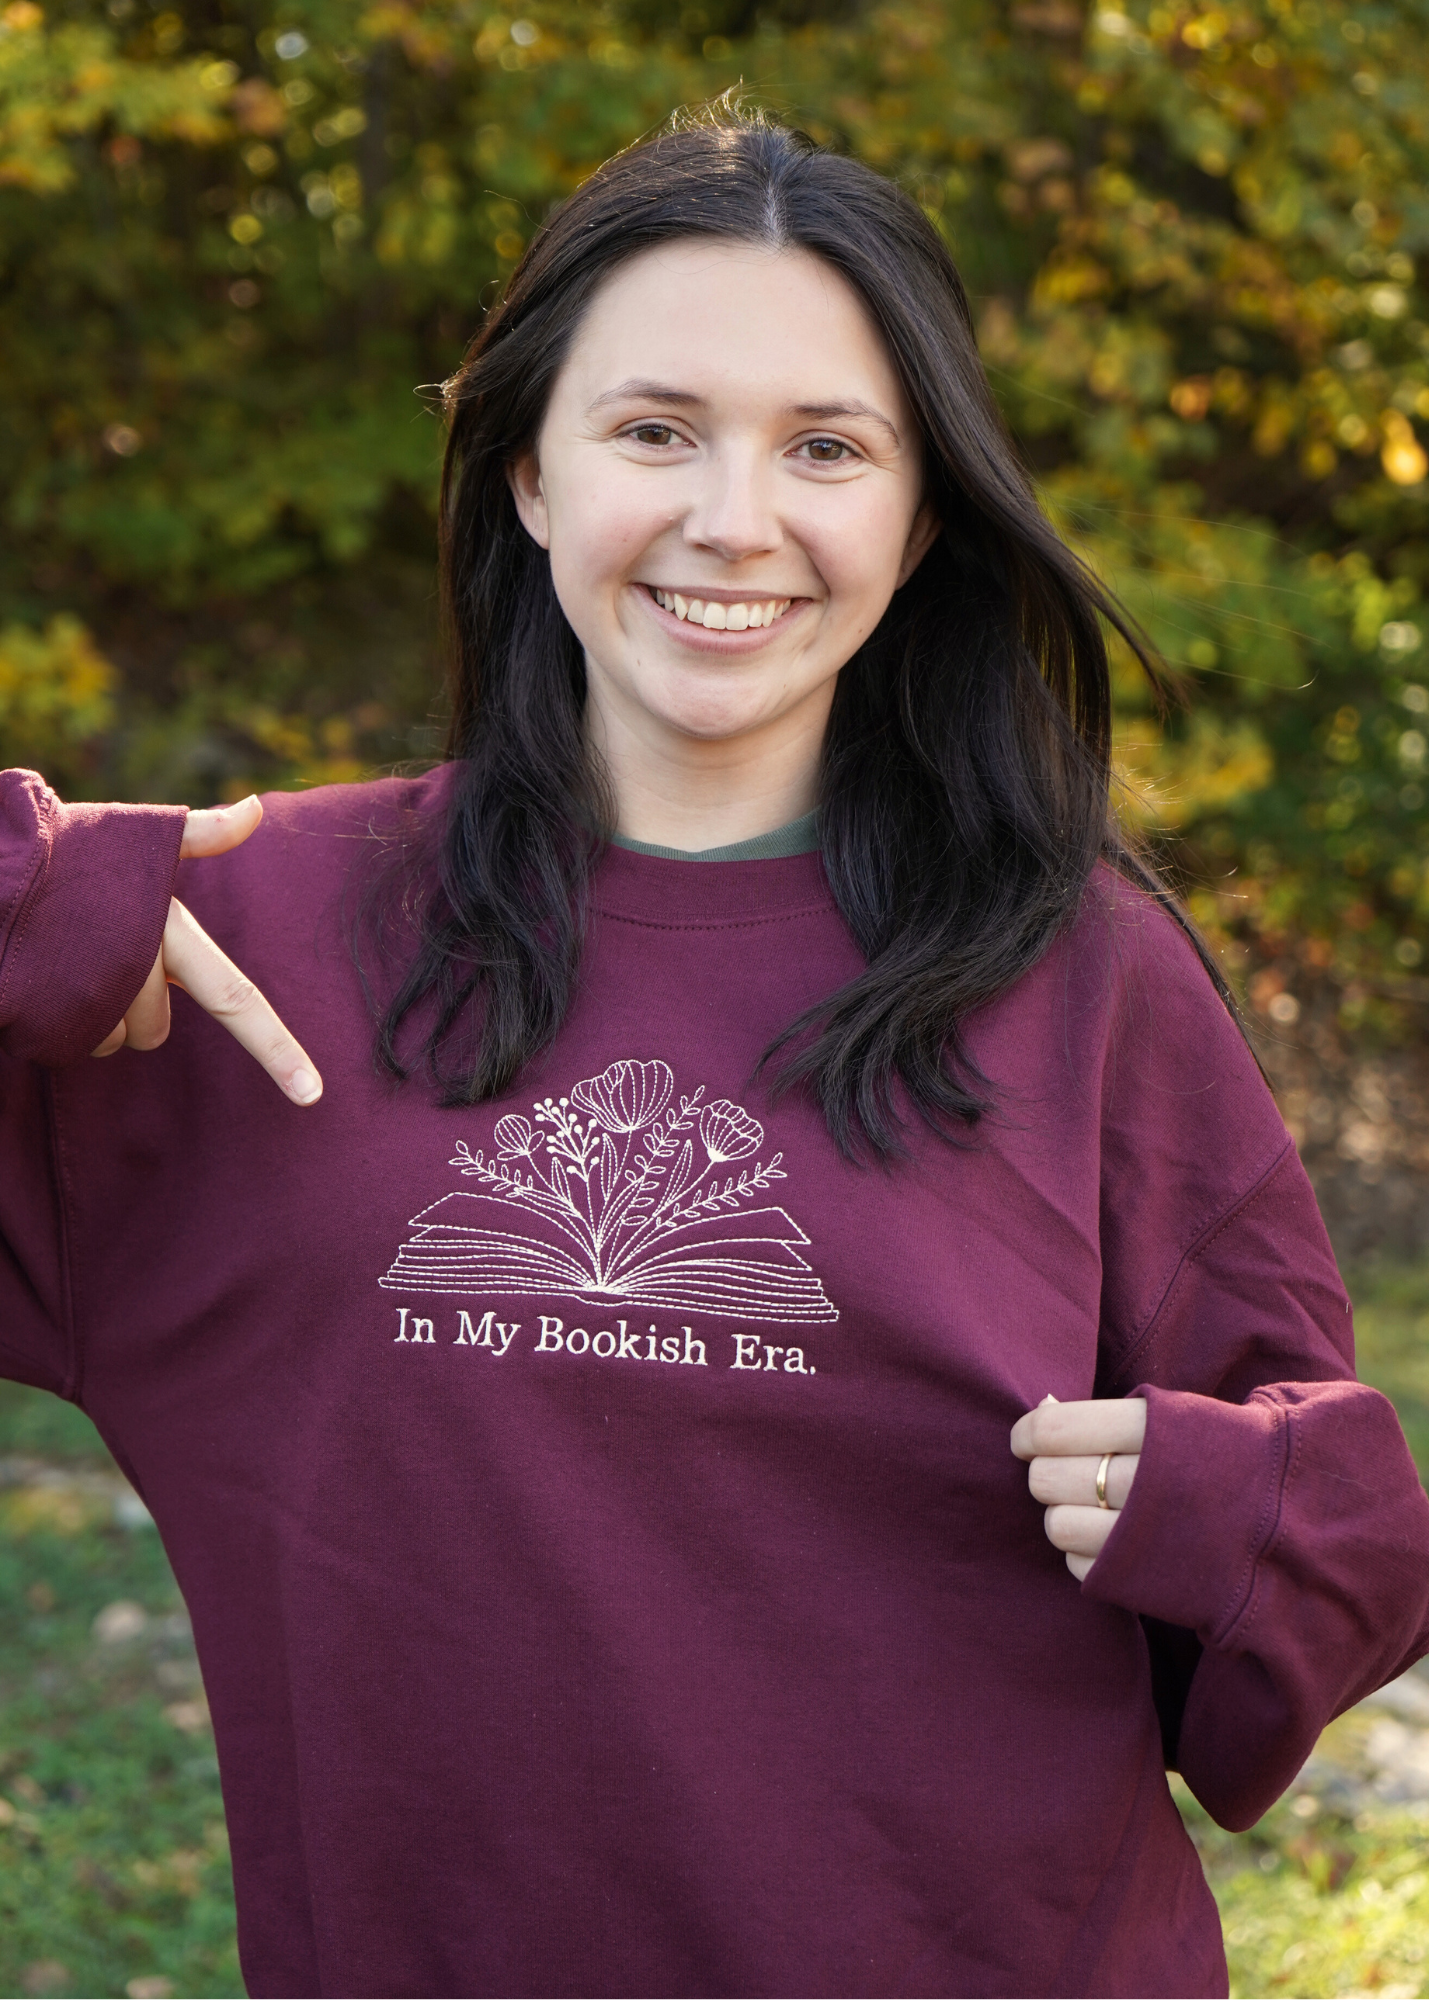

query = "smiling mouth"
[[647, 586, 794, 631]]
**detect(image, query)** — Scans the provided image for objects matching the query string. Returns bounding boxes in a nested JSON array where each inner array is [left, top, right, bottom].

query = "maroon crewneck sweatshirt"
[[2, 765, 1427, 2000]]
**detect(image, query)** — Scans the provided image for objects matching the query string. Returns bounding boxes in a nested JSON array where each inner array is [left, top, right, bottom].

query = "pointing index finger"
[[162, 898, 323, 1106]]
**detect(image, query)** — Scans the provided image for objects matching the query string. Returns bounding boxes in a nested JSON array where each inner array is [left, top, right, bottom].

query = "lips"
[[648, 587, 794, 631]]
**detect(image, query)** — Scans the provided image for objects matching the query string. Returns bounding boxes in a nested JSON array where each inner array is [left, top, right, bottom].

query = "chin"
[[652, 678, 790, 739], [661, 703, 773, 743]]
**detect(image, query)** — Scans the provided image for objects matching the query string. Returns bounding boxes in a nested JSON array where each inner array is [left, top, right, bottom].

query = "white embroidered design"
[[381, 1058, 839, 1322]]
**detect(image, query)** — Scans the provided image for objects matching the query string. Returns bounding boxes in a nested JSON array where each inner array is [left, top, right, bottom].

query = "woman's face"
[[510, 238, 937, 758]]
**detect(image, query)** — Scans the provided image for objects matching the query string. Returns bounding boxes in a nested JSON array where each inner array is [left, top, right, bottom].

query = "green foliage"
[[1, 0, 1427, 1003], [0, 615, 117, 789]]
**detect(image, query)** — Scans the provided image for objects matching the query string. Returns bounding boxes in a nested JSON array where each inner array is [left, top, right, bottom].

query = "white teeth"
[[651, 589, 794, 628]]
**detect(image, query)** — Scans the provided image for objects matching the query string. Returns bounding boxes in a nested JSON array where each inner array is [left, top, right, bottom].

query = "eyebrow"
[[587, 380, 902, 446], [791, 400, 901, 446], [586, 379, 700, 413]]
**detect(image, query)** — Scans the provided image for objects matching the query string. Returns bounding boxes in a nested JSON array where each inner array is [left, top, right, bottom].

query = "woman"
[[2, 108, 1426, 1999]]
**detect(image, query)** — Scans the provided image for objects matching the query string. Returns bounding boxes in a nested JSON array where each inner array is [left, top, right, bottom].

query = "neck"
[[585, 677, 830, 852]]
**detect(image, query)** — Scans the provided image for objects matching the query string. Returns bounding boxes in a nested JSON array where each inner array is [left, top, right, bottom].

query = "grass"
[[0, 1266, 1426, 1999], [1353, 1267, 1429, 1481], [1177, 1780, 1429, 1999], [0, 1388, 239, 2000]]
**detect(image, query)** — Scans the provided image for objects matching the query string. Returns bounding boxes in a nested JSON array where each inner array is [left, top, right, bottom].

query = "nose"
[[681, 443, 783, 563]]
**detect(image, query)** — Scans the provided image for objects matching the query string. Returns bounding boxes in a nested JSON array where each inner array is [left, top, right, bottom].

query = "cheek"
[[803, 491, 917, 607], [546, 472, 666, 605]]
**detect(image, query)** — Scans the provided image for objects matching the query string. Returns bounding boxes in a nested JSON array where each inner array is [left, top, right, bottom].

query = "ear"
[[896, 500, 941, 588], [506, 451, 550, 549]]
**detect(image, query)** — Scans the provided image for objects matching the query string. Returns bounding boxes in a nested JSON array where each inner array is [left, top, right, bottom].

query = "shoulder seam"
[[1104, 1135, 1297, 1391], [0, 788, 55, 1026]]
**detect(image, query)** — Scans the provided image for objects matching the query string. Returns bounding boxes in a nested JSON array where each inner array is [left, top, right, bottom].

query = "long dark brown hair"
[[375, 102, 1231, 1155]]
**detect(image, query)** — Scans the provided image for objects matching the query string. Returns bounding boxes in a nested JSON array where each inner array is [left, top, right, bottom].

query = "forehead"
[[554, 238, 908, 416]]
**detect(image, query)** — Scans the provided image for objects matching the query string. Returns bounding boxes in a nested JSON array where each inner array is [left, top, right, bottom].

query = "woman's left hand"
[[1009, 1396, 1148, 1581]]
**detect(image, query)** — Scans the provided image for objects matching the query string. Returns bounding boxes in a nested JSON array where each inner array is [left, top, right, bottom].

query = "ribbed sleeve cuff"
[[0, 784, 188, 1066], [1080, 1383, 1289, 1643]]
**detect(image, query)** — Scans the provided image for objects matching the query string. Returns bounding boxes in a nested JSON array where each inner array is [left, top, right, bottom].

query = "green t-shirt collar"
[[609, 810, 819, 863]]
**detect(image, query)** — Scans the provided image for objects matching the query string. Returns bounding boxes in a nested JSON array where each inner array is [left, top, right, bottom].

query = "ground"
[[1, 1267, 1427, 2000]]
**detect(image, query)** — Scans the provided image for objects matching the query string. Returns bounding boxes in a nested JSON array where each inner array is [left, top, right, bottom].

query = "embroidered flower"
[[493, 1114, 539, 1159], [700, 1098, 763, 1163], [571, 1059, 673, 1134]]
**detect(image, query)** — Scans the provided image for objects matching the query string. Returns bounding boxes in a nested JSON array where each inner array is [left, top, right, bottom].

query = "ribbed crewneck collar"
[[591, 841, 832, 925]]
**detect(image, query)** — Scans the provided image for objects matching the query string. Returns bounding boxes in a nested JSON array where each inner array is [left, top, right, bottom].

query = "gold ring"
[[1095, 1453, 1114, 1509]]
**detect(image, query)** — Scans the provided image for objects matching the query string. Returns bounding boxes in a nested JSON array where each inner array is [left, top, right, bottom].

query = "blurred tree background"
[[1, 0, 1428, 1040]]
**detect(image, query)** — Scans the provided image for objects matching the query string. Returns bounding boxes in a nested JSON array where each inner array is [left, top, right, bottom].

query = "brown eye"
[[805, 438, 849, 463], [631, 424, 678, 446]]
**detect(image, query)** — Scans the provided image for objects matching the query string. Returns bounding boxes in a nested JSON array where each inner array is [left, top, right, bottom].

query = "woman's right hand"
[[90, 794, 323, 1106]]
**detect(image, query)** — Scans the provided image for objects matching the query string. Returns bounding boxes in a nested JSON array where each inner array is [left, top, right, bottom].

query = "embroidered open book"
[[381, 1058, 839, 1324]]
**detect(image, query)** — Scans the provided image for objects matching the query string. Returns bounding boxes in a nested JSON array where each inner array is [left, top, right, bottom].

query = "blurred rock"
[[1365, 1669, 1429, 1725], [1287, 1659, 1429, 1816], [113, 1489, 155, 1529], [20, 1964, 69, 1997], [0, 1456, 155, 1532], [162, 1697, 211, 1735], [92, 1600, 148, 1644], [1365, 1718, 1429, 1802]]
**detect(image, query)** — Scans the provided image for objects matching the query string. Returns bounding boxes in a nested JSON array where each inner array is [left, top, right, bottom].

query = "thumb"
[[180, 794, 263, 860]]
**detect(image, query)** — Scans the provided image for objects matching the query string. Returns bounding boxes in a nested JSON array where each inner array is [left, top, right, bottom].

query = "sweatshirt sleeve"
[[1079, 885, 1429, 1833], [0, 769, 186, 1395], [0, 769, 187, 1065]]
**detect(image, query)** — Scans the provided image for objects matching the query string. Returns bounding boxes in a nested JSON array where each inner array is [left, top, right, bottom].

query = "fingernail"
[[230, 793, 259, 812], [289, 1068, 321, 1105], [1041, 1393, 1060, 1404]]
